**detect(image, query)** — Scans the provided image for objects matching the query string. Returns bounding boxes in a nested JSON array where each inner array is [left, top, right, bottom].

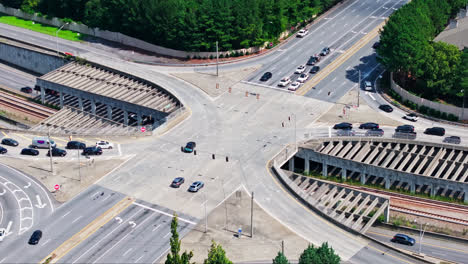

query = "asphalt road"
[[0, 62, 37, 91]]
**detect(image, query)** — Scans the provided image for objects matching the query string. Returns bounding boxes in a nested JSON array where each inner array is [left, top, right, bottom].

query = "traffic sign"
[[140, 126, 146, 132], [269, 42, 273, 47], [54, 184, 60, 191]]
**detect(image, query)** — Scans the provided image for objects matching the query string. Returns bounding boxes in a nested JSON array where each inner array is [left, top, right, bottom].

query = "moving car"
[[1, 138, 18, 147], [379, 104, 393, 113], [333, 122, 352, 130], [365, 128, 384, 137], [295, 65, 306, 74], [309, 66, 320, 74], [359, 122, 379, 130], [20, 87, 33, 94], [21, 148, 39, 156], [0, 146, 7, 154], [297, 29, 308, 37], [171, 177, 185, 188], [297, 73, 309, 83], [28, 230, 42, 245], [260, 72, 272, 81], [184, 142, 196, 153], [96, 141, 113, 149], [320, 47, 330, 56], [47, 148, 67, 157], [278, 77, 291, 87], [66, 141, 86, 149], [364, 81, 372, 91], [393, 131, 417, 139], [336, 130, 355, 136], [391, 234, 415, 246], [306, 56, 320, 65], [424, 127, 445, 136], [288, 81, 301, 91], [395, 125, 414, 133], [404, 113, 419, 122], [31, 137, 56, 149], [443, 136, 461, 144], [188, 181, 204, 192], [82, 146, 103, 155]]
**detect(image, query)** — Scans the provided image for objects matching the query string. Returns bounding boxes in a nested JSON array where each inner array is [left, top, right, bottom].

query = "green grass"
[[0, 14, 84, 41]]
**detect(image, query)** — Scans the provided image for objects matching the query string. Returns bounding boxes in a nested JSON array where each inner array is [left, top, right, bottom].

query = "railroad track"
[[391, 205, 468, 226], [0, 90, 57, 119]]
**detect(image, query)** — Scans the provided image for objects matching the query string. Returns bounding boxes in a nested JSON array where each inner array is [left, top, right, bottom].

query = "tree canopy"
[[272, 251, 290, 264], [298, 242, 340, 264], [203, 241, 233, 264], [165, 214, 194, 264]]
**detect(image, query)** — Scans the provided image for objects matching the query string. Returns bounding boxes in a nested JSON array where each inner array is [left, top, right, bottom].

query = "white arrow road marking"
[[0, 189, 5, 196], [115, 217, 123, 224], [35, 195, 47, 209], [24, 182, 31, 189], [5, 221, 13, 237], [128, 221, 136, 228]]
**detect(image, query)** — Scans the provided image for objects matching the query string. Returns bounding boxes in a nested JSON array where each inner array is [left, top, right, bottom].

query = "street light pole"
[[357, 70, 361, 108], [216, 41, 219, 76], [47, 125, 54, 175], [461, 89, 465, 121], [414, 220, 427, 255], [56, 22, 69, 56]]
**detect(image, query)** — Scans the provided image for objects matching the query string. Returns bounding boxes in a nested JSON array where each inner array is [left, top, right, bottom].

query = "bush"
[[419, 105, 428, 114], [434, 110, 441, 118], [245, 51, 250, 56], [440, 112, 448, 120], [209, 55, 214, 60], [186, 55, 190, 60], [219, 54, 224, 59], [448, 113, 459, 121]]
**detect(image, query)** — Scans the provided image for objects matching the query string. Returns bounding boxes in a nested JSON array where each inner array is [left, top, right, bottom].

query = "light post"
[[47, 125, 54, 175], [56, 22, 69, 56], [357, 69, 361, 107], [414, 219, 428, 255]]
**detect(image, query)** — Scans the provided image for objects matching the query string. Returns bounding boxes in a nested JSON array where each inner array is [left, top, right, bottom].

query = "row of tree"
[[166, 214, 340, 264], [377, 0, 468, 105], [1, 0, 339, 51]]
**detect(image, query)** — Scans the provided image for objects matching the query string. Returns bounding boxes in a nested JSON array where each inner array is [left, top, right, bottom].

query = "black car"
[[47, 148, 67, 157], [309, 66, 320, 74], [306, 56, 320, 65], [424, 127, 445, 136], [379, 104, 393, 113], [391, 234, 415, 246], [20, 87, 33, 94], [359, 122, 379, 129], [28, 230, 42, 245], [395, 125, 414, 133], [0, 146, 7, 154], [320, 47, 330, 56], [365, 128, 384, 137], [184, 141, 196, 153], [333, 122, 352, 130], [171, 177, 185, 188], [82, 146, 102, 155], [21, 148, 39, 156], [1, 138, 18, 147], [443, 136, 461, 144], [66, 141, 86, 149], [260, 72, 273, 81]]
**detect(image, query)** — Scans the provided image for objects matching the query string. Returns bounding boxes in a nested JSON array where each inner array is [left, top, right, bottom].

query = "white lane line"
[[0, 257, 5, 263], [331, 77, 337, 82], [0, 201, 3, 225], [369, 93, 376, 100], [134, 255, 144, 263], [61, 211, 72, 218], [133, 202, 196, 225], [72, 216, 83, 224], [42, 239, 51, 246], [152, 224, 161, 232], [123, 248, 133, 257], [163, 232, 171, 238], [118, 144, 122, 156]]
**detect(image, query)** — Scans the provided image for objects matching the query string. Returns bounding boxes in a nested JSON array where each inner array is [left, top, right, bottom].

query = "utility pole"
[[462, 89, 465, 121], [77, 149, 82, 182], [204, 194, 208, 233], [47, 126, 54, 175], [55, 22, 69, 56], [357, 70, 361, 108], [250, 191, 254, 238], [281, 240, 284, 254], [216, 41, 219, 77]]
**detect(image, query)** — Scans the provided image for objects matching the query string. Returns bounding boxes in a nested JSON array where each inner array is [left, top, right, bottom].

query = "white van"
[[32, 137, 56, 149]]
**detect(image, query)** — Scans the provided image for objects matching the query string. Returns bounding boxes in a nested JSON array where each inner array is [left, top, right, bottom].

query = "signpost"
[[54, 184, 60, 191], [140, 126, 146, 133]]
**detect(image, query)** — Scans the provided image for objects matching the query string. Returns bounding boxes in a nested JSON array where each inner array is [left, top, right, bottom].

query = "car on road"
[[364, 81, 372, 91], [47, 148, 67, 157], [96, 141, 113, 149], [297, 73, 309, 83], [288, 81, 301, 91], [379, 104, 393, 113], [21, 148, 39, 156], [188, 181, 204, 192], [295, 65, 306, 74], [171, 177, 185, 188], [404, 113, 418, 122], [0, 228, 5, 241], [20, 87, 33, 94], [260, 72, 272, 81], [309, 66, 320, 74], [306, 56, 320, 65], [395, 125, 414, 133], [393, 131, 417, 139], [333, 122, 352, 130], [0, 146, 7, 154], [1, 138, 18, 147], [391, 234, 415, 246], [297, 29, 308, 37], [359, 122, 379, 130], [82, 146, 103, 155], [320, 47, 330, 56], [443, 136, 461, 144], [278, 77, 291, 87], [66, 141, 86, 150], [424, 127, 445, 136], [184, 141, 196, 153], [28, 230, 42, 245], [365, 128, 384, 137], [336, 130, 355, 136]]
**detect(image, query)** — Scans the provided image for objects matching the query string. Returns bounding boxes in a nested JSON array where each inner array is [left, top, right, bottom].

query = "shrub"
[[448, 113, 459, 121], [219, 54, 224, 59], [209, 55, 214, 60], [434, 110, 441, 118], [245, 51, 250, 56], [186, 55, 190, 60], [440, 112, 448, 120]]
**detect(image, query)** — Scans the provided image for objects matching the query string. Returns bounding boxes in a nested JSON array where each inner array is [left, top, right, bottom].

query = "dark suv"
[[333, 122, 352, 130], [47, 148, 67, 157], [66, 141, 86, 149], [395, 125, 414, 133], [424, 127, 445, 136], [306, 56, 320, 65], [28, 230, 42, 245], [82, 146, 102, 155], [391, 234, 415, 246], [260, 72, 272, 81], [171, 177, 185, 188]]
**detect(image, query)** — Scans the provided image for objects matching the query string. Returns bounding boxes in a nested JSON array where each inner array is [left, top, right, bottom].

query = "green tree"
[[272, 251, 290, 264], [299, 243, 340, 264], [165, 214, 193, 264], [203, 241, 232, 264]]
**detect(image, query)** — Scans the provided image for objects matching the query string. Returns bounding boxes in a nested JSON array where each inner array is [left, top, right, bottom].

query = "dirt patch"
[[180, 189, 309, 263]]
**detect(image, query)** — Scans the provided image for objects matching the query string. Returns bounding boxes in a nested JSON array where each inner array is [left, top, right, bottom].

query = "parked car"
[[1, 138, 18, 147], [395, 125, 414, 133], [336, 130, 355, 136], [188, 181, 204, 192], [391, 234, 415, 246], [359, 122, 379, 130], [379, 104, 393, 113], [424, 127, 445, 136], [364, 81, 372, 91], [260, 72, 272, 81], [295, 65, 306, 74], [320, 47, 330, 56], [306, 56, 320, 65], [333, 122, 352, 130], [404, 113, 419, 122], [184, 142, 196, 153], [0, 228, 5, 242], [278, 77, 291, 87], [82, 146, 102, 156], [365, 128, 384, 137], [288, 81, 301, 91], [297, 73, 309, 83], [297, 29, 308, 37], [0, 146, 7, 154], [66, 141, 86, 149], [171, 177, 185, 188], [20, 87, 33, 94], [21, 148, 39, 156], [47, 148, 67, 157], [96, 141, 113, 149], [443, 136, 461, 144], [28, 230, 42, 245], [309, 66, 320, 74]]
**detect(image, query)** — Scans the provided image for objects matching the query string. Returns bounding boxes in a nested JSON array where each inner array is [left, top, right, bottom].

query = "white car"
[[404, 113, 419, 122], [297, 29, 308, 37], [364, 81, 372, 91], [0, 228, 5, 242], [278, 77, 291, 87], [295, 65, 306, 74], [297, 73, 309, 83], [288, 81, 301, 91], [96, 141, 114, 149]]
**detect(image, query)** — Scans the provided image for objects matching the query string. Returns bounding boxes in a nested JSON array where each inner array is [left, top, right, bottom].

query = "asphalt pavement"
[[0, 62, 37, 91]]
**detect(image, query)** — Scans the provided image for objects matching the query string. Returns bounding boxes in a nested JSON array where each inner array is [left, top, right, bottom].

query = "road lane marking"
[[133, 202, 196, 225], [71, 216, 82, 224], [42, 239, 51, 246], [134, 255, 144, 263], [152, 224, 161, 232], [1, 131, 8, 137], [163, 232, 171, 238], [40, 197, 135, 264], [61, 211, 71, 218], [123, 248, 133, 257]]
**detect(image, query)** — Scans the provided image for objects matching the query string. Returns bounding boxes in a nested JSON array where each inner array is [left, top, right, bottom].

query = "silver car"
[[336, 130, 356, 137], [188, 181, 204, 192]]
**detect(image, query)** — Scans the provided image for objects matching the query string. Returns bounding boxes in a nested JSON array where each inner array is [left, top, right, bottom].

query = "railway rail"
[[0, 90, 56, 119]]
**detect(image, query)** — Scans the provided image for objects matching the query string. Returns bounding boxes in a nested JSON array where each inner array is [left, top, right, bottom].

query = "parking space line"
[[163, 232, 171, 238], [123, 248, 133, 257], [1, 131, 8, 137], [152, 224, 161, 232], [133, 202, 196, 225], [134, 255, 144, 263]]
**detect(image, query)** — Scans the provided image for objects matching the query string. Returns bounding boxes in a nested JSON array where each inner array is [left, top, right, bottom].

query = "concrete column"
[[40, 87, 45, 104], [360, 173, 366, 185], [341, 168, 347, 181], [322, 162, 328, 177], [464, 187, 468, 203], [288, 158, 295, 172], [430, 184, 436, 197], [59, 92, 64, 108], [384, 204, 390, 223], [384, 177, 391, 189], [410, 182, 416, 194], [78, 97, 83, 111], [107, 105, 113, 120], [91, 100, 96, 115], [123, 110, 129, 126], [304, 159, 310, 175], [137, 113, 143, 126]]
